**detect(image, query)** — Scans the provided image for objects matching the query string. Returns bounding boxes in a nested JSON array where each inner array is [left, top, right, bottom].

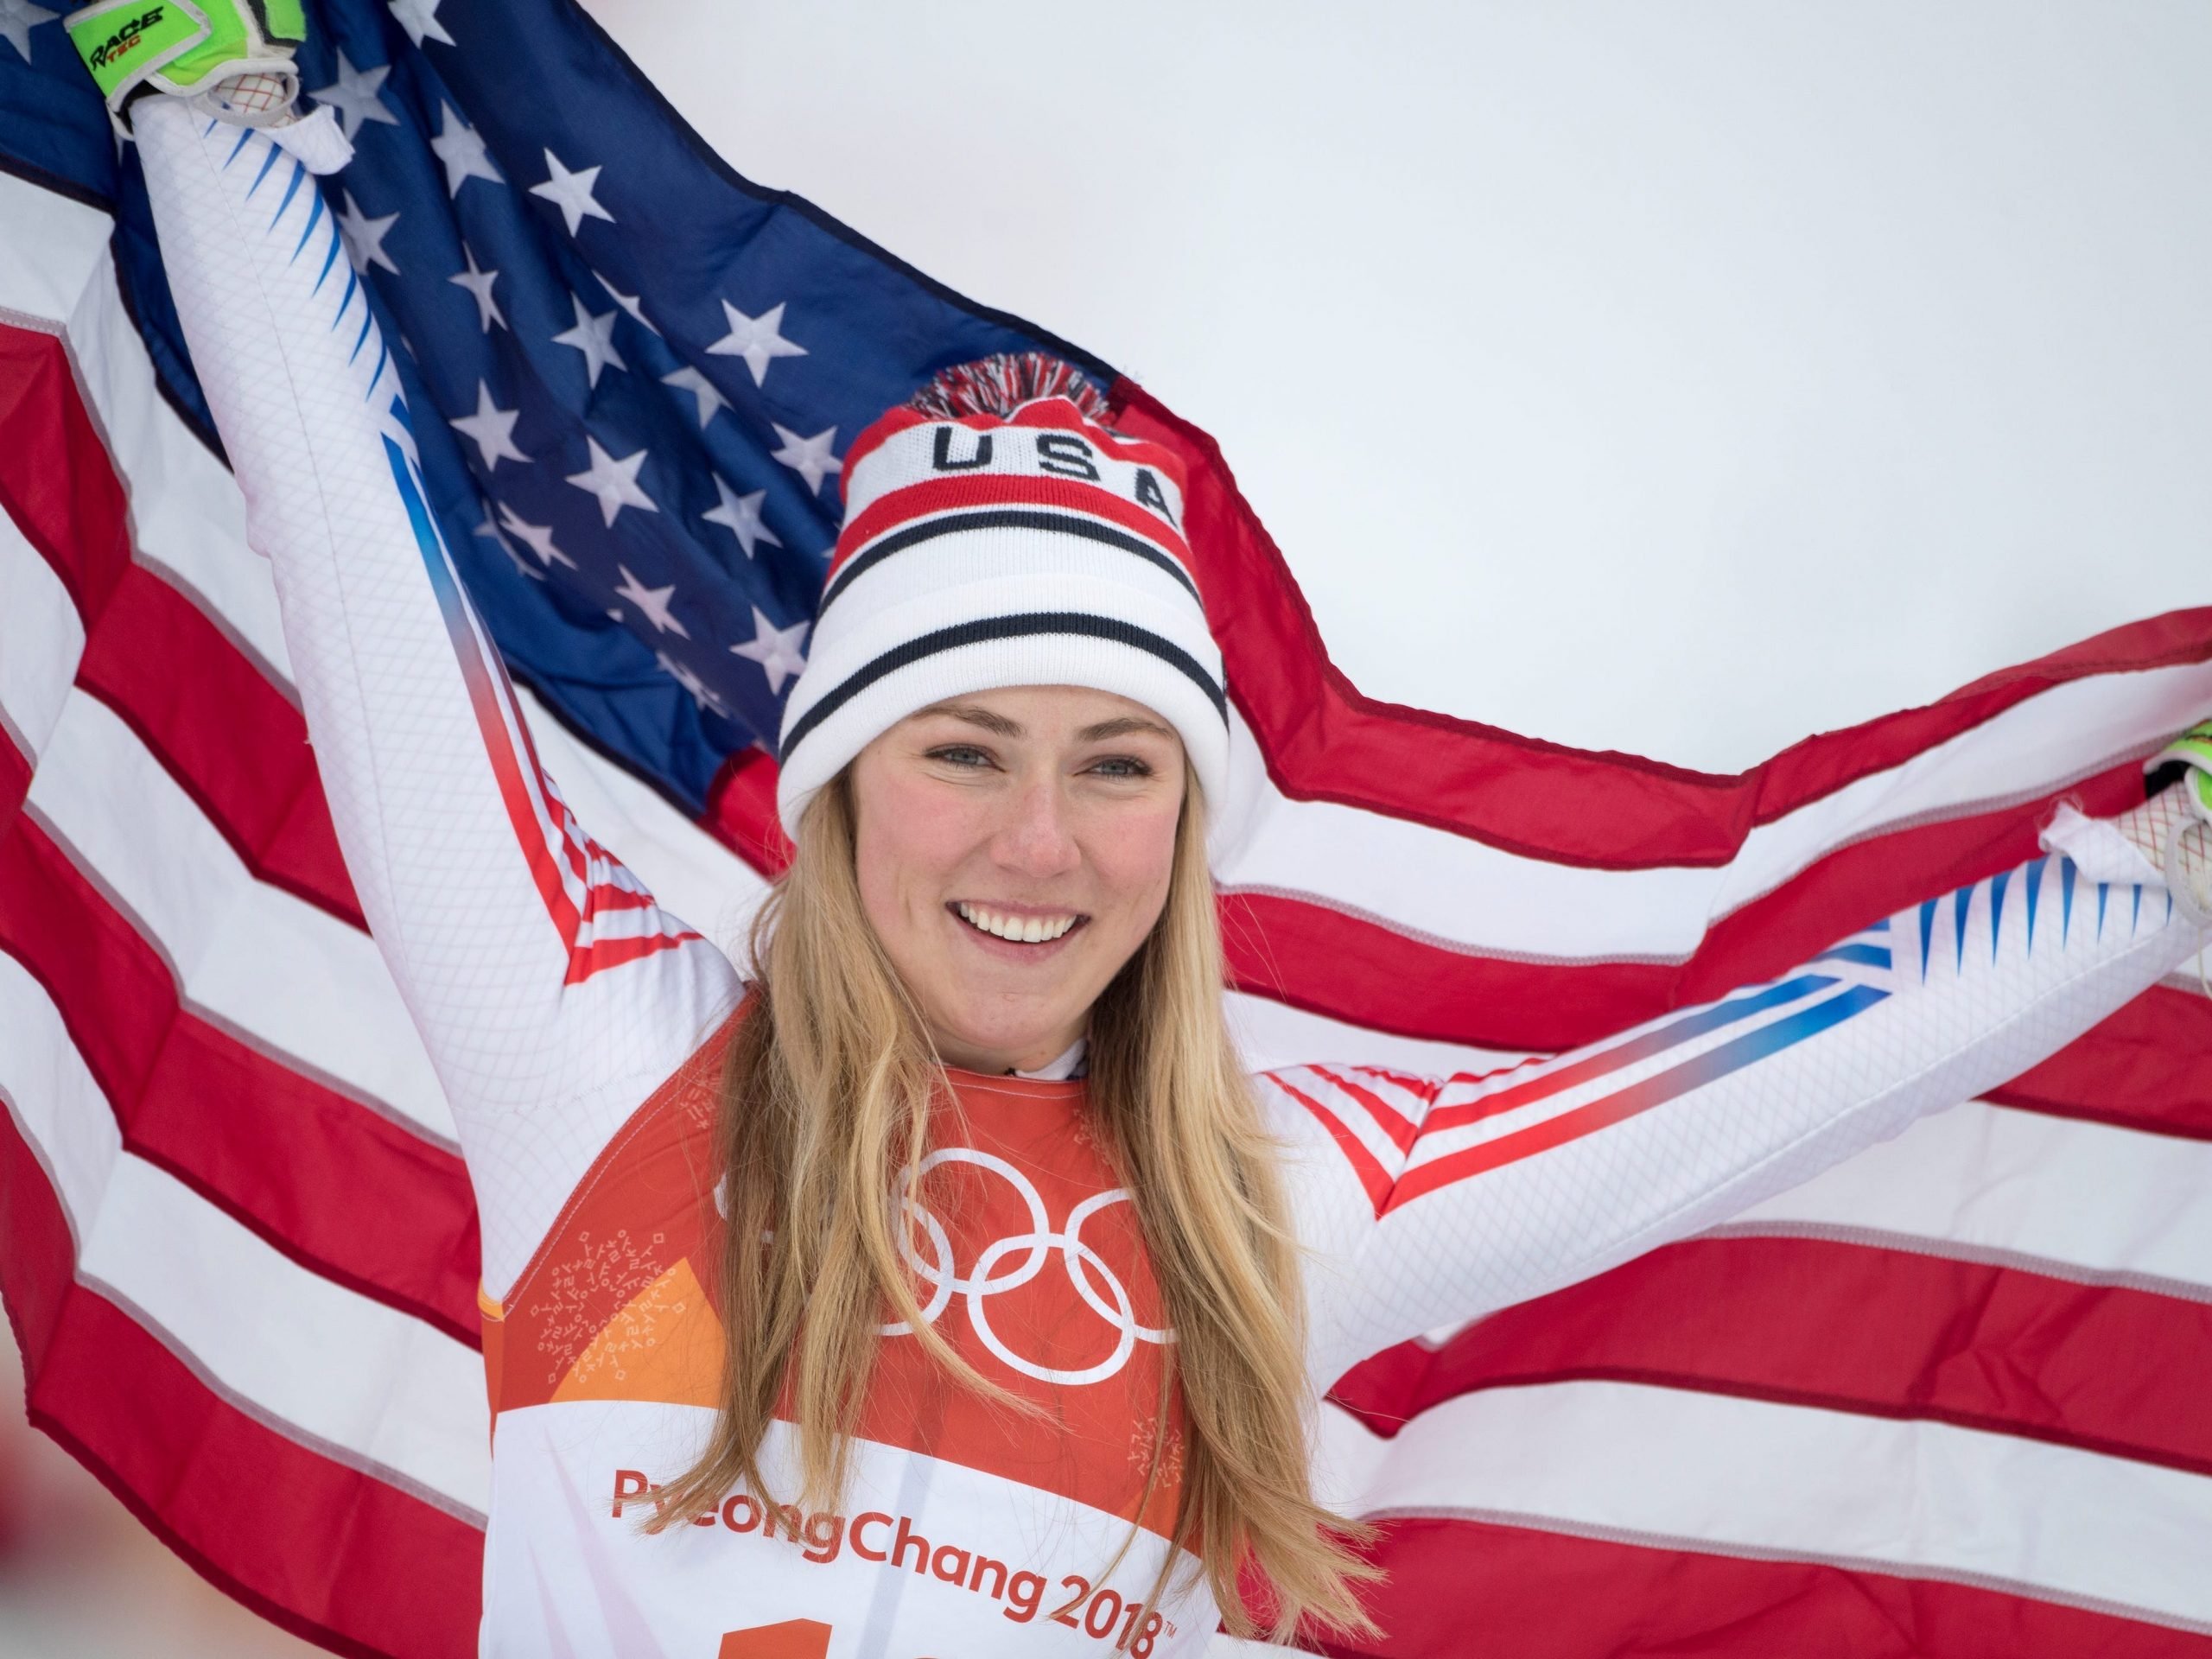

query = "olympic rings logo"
[[880, 1147, 1171, 1386]]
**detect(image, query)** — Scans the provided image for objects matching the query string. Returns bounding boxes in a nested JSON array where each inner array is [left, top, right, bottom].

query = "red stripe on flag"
[[0, 318, 363, 928], [1309, 1514, 2210, 1659], [1331, 1235, 2212, 1479], [0, 1108, 482, 1659], [1110, 377, 2212, 874], [76, 578, 365, 928], [1991, 983, 2212, 1142], [0, 817, 481, 1348], [832, 473, 1194, 579], [1218, 765, 2154, 1053]]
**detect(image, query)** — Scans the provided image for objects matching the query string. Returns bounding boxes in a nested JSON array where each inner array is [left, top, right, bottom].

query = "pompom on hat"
[[774, 353, 1230, 840]]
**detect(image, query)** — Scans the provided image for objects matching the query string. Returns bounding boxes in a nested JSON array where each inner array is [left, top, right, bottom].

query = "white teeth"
[[957, 902, 1079, 944]]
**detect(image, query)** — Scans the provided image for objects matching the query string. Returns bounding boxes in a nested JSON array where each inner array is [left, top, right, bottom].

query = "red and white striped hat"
[[775, 358, 1229, 838]]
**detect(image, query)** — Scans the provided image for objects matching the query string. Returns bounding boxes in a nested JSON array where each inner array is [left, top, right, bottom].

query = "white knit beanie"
[[775, 357, 1230, 839]]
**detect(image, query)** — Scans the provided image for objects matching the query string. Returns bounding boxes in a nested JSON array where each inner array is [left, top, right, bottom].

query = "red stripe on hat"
[[0, 815, 481, 1348], [831, 473, 1193, 583], [0, 1110, 483, 1659]]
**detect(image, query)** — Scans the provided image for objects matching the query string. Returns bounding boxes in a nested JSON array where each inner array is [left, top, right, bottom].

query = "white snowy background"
[[585, 0, 2209, 773]]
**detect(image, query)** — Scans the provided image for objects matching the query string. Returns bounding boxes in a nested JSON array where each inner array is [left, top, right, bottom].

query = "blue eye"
[[928, 746, 992, 768], [1091, 756, 1153, 779]]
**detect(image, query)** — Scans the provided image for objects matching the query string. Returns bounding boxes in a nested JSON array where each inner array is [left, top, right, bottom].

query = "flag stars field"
[[449, 246, 504, 331], [551, 294, 625, 388], [708, 299, 806, 386], [568, 438, 657, 525], [450, 382, 527, 470], [703, 476, 779, 559], [613, 566, 688, 636], [769, 423, 841, 494], [531, 149, 614, 236], [308, 50, 397, 136], [429, 105, 500, 196], [337, 191, 400, 275], [731, 607, 810, 694]]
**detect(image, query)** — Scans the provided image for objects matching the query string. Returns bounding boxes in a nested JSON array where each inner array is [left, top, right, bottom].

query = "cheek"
[[852, 772, 970, 925], [1093, 802, 1182, 925]]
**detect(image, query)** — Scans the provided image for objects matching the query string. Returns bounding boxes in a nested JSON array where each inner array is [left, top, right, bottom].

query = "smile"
[[951, 901, 1088, 945]]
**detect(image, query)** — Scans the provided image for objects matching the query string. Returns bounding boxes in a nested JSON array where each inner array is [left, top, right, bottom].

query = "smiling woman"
[[91, 15, 2212, 1656], [855, 690, 1187, 1074]]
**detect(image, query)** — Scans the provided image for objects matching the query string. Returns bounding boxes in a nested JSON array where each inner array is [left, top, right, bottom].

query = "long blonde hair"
[[649, 762, 1379, 1641]]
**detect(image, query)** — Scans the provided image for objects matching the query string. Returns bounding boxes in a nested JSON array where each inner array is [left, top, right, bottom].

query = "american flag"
[[3, 1, 2211, 1654]]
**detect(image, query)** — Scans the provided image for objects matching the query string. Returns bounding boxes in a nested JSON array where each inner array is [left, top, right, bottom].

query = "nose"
[[989, 772, 1082, 880]]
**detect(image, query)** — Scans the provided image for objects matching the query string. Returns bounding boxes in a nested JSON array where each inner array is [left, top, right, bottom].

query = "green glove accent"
[[2151, 720, 2212, 818], [65, 0, 207, 105], [66, 0, 303, 118]]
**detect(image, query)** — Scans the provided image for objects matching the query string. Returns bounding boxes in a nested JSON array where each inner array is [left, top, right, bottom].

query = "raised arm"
[[1266, 788, 2212, 1388], [131, 100, 741, 1299]]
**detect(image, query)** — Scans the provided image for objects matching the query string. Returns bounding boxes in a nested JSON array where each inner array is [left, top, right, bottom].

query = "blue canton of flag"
[[0, 0, 1107, 823]]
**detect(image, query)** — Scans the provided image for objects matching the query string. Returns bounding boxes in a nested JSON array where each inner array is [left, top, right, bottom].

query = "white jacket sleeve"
[[1268, 806, 2210, 1389], [133, 102, 742, 1299]]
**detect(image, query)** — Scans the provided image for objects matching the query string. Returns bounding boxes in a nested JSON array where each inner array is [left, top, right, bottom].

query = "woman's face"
[[848, 685, 1187, 1075]]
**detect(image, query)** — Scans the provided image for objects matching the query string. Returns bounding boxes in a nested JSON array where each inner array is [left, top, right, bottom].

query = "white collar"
[[1010, 1036, 1089, 1081]]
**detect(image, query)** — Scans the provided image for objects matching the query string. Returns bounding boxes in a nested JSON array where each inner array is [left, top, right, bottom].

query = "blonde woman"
[[74, 15, 2212, 1656]]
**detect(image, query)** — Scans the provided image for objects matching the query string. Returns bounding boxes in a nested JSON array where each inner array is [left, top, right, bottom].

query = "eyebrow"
[[920, 703, 1176, 744]]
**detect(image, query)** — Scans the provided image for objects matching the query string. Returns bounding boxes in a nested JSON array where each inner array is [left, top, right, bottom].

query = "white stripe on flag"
[[23, 690, 456, 1144], [0, 505, 83, 760], [0, 175, 296, 689], [1216, 659, 2212, 964], [0, 951, 491, 1518], [1713, 1096, 2212, 1300], [1316, 1382, 2212, 1633], [1226, 988, 1533, 1078]]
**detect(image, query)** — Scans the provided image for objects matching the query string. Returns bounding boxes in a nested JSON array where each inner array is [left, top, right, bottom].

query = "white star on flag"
[[655, 650, 728, 715], [567, 438, 657, 526], [449, 381, 527, 471], [612, 565, 689, 637], [476, 505, 542, 582], [530, 149, 614, 236], [659, 366, 727, 429], [387, 0, 452, 47], [702, 476, 780, 560], [550, 294, 626, 388], [428, 104, 500, 196], [307, 50, 397, 137], [449, 245, 505, 332], [706, 299, 806, 387], [496, 502, 575, 569], [770, 423, 841, 495], [0, 0, 55, 61], [336, 191, 399, 275], [731, 608, 810, 695]]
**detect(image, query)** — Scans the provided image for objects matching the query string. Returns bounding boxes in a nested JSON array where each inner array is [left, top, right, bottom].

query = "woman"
[[78, 19, 2212, 1656]]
